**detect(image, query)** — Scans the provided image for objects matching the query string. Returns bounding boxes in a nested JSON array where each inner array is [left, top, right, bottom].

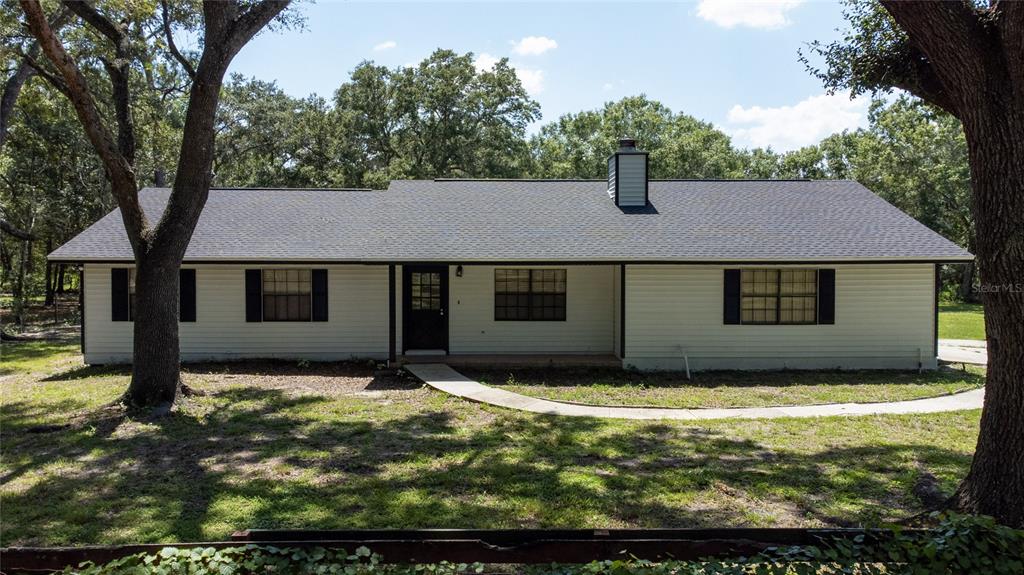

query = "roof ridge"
[[651, 178, 812, 182], [140, 187, 377, 192], [429, 178, 825, 183], [431, 178, 605, 182]]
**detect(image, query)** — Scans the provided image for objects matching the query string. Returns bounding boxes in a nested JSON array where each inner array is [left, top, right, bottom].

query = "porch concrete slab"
[[405, 363, 986, 421]]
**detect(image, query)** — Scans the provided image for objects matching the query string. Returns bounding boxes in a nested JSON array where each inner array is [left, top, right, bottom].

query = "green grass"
[[1, 345, 981, 546], [939, 303, 985, 340], [468, 367, 984, 409], [0, 339, 81, 376]]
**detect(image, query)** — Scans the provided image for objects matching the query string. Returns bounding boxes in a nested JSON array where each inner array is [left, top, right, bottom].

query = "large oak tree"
[[807, 0, 1023, 526], [20, 0, 290, 408]]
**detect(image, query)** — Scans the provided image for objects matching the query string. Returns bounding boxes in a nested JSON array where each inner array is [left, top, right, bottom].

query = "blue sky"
[[228, 1, 868, 152]]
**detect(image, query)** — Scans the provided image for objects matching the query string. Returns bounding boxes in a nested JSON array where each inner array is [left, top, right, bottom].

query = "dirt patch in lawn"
[[181, 360, 422, 398]]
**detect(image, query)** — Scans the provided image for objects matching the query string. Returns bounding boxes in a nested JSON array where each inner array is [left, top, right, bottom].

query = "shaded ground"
[[1, 340, 979, 546], [466, 366, 985, 409], [1, 294, 81, 340], [938, 302, 985, 340]]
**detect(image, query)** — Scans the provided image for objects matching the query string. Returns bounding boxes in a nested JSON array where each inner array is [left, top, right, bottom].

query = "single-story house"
[[49, 140, 972, 370]]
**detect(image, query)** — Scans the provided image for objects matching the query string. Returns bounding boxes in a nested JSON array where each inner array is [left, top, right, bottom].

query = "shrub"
[[63, 514, 1023, 575]]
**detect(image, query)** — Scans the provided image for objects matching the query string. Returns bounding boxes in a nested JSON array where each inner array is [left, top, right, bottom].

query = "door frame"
[[402, 264, 450, 353]]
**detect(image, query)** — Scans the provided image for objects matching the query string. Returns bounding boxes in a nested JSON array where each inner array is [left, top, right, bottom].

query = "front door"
[[403, 265, 449, 352]]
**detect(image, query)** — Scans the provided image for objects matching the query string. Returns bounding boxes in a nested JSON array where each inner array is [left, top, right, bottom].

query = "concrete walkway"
[[405, 363, 985, 421], [938, 339, 987, 365]]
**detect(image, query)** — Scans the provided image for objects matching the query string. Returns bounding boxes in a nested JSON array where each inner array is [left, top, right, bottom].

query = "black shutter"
[[818, 269, 836, 325], [723, 269, 741, 325], [312, 269, 328, 322], [179, 269, 196, 322], [111, 268, 130, 322], [245, 269, 262, 322]]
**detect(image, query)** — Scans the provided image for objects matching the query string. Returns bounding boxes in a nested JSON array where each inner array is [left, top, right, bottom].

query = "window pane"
[[494, 269, 567, 320]]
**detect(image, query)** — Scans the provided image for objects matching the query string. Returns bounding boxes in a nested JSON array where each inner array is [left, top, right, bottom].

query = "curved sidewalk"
[[938, 339, 987, 365], [405, 363, 985, 421]]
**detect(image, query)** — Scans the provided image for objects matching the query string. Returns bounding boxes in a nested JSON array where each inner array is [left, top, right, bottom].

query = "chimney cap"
[[618, 138, 637, 150]]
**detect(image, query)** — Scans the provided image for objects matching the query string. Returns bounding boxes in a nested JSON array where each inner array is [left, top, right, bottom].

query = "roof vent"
[[607, 138, 648, 207]]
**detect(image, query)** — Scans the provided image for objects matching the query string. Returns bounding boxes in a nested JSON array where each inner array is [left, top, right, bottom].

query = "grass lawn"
[[938, 302, 985, 340], [1, 338, 81, 376], [1, 340, 979, 546], [468, 367, 984, 409]]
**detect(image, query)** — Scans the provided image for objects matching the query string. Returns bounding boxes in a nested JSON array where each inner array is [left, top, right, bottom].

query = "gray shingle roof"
[[48, 180, 972, 263]]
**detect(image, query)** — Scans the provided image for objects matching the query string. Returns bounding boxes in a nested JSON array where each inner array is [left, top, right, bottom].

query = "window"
[[128, 268, 136, 321], [741, 269, 817, 325], [495, 269, 566, 321], [262, 269, 311, 321], [410, 271, 442, 310]]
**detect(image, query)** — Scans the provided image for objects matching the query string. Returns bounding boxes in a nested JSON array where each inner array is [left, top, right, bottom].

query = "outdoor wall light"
[[456, 265, 464, 277]]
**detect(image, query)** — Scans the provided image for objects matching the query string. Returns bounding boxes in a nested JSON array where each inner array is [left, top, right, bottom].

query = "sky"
[[227, 0, 869, 152]]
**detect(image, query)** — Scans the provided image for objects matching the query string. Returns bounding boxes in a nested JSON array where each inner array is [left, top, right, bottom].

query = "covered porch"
[[391, 263, 623, 365]]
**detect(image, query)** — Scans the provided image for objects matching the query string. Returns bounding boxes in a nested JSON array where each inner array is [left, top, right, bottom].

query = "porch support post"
[[933, 263, 940, 362], [620, 264, 626, 359], [389, 264, 396, 364], [79, 265, 85, 355]]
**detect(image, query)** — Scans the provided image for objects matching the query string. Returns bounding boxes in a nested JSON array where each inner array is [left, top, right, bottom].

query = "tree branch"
[[0, 218, 37, 241], [160, 0, 196, 79], [876, 42, 960, 117], [1, 6, 70, 149], [61, 0, 123, 44], [150, 1, 289, 259], [19, 0, 146, 251], [222, 1, 290, 60], [20, 51, 72, 97], [880, 0, 992, 112], [61, 1, 137, 170], [995, 0, 1024, 103]]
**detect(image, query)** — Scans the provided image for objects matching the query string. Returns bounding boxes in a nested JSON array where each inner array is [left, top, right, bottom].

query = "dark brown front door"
[[403, 265, 449, 352]]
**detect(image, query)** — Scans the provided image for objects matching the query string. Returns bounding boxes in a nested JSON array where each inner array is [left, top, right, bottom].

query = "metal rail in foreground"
[[1, 528, 914, 573]]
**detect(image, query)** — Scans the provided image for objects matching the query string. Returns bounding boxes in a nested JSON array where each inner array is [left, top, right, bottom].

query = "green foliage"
[[214, 49, 541, 190], [61, 515, 1024, 575], [799, 0, 910, 99], [529, 96, 747, 179]]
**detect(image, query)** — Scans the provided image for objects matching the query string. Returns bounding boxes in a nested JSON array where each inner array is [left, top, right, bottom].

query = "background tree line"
[[1, 46, 975, 325]]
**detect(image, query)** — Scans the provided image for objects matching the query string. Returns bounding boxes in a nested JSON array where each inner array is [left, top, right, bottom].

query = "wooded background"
[[0, 30, 976, 328]]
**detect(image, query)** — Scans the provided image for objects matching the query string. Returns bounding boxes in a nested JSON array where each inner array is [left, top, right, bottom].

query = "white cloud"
[[373, 40, 397, 51], [511, 36, 558, 56], [473, 52, 501, 71], [725, 91, 870, 151], [475, 53, 545, 95], [516, 68, 545, 95], [697, 0, 803, 29], [602, 83, 614, 92]]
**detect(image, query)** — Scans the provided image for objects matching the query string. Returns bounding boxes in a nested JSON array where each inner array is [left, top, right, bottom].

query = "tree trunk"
[[44, 238, 54, 306], [13, 239, 28, 329], [957, 260, 976, 302], [951, 99, 1024, 527], [56, 263, 66, 294], [125, 254, 181, 407]]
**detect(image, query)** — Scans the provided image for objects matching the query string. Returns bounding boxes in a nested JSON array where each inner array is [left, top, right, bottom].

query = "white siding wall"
[[83, 262, 936, 370], [612, 265, 622, 358], [623, 264, 937, 370], [447, 265, 616, 354], [83, 264, 391, 364]]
